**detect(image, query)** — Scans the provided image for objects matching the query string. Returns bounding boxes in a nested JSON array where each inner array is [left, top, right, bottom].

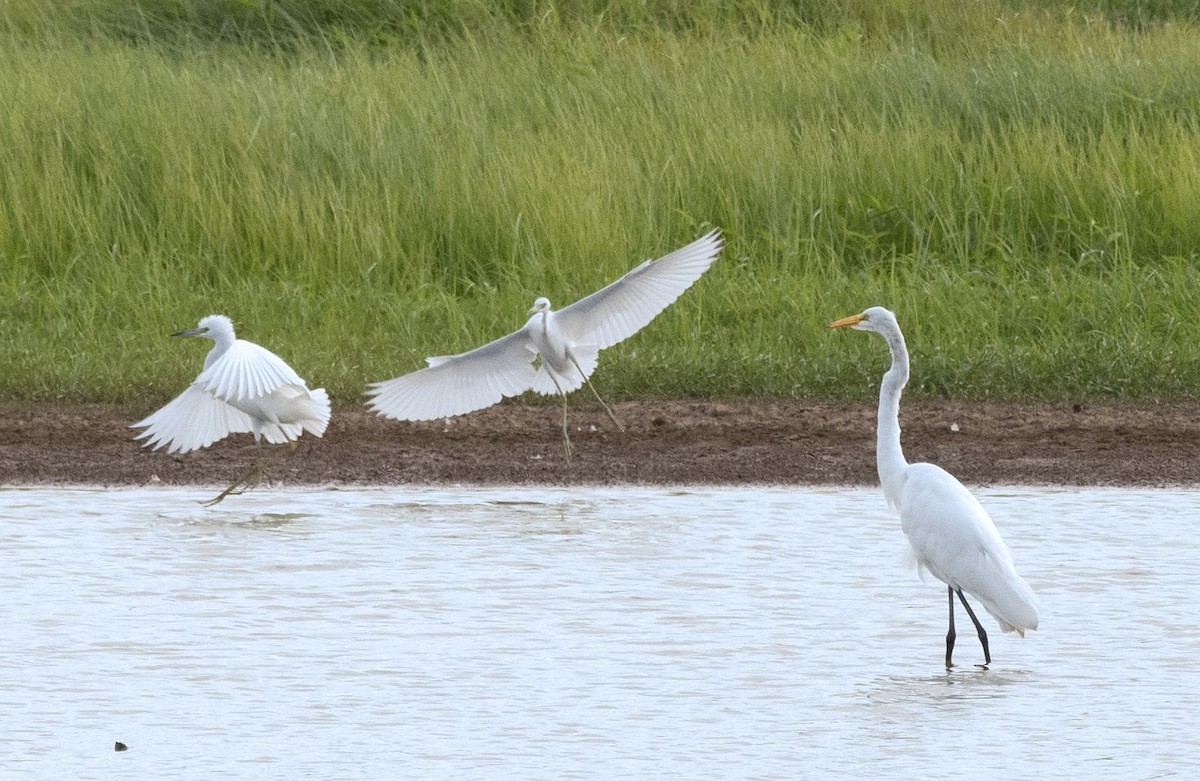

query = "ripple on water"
[[1, 485, 1197, 779]]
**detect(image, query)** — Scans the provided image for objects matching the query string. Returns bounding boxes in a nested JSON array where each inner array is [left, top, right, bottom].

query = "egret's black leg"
[[945, 585, 957, 669], [955, 588, 991, 667]]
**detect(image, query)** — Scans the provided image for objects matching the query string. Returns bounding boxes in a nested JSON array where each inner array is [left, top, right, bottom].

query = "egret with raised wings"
[[132, 314, 331, 505], [830, 307, 1039, 667], [367, 230, 723, 458]]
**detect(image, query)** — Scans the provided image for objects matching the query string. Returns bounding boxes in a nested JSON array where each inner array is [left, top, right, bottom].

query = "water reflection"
[[866, 668, 1038, 704], [177, 511, 312, 530], [1, 485, 1197, 779]]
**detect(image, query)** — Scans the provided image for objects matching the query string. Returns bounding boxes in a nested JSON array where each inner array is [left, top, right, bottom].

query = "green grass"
[[2, 0, 1200, 406]]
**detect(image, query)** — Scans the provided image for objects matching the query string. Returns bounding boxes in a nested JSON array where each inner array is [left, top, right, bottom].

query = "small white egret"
[[131, 314, 331, 505], [830, 307, 1039, 667], [366, 229, 723, 458]]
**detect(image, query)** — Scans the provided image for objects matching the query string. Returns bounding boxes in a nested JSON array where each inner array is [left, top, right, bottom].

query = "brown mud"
[[1, 400, 1197, 487]]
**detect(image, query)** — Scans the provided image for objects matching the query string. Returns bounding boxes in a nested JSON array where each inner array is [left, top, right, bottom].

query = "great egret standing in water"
[[131, 314, 331, 505], [830, 307, 1039, 667], [367, 230, 723, 459]]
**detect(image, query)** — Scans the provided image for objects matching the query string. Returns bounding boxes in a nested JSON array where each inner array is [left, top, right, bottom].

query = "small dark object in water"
[[114, 742, 128, 752]]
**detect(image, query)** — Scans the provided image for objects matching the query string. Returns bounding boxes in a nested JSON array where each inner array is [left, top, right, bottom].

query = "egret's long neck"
[[876, 326, 910, 504], [202, 332, 235, 371]]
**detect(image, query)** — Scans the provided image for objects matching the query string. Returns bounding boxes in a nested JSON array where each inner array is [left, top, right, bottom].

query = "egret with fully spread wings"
[[132, 314, 331, 505], [367, 230, 723, 458], [830, 307, 1039, 667]]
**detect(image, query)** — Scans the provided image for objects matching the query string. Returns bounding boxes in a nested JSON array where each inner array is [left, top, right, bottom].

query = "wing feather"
[[366, 329, 538, 420], [197, 340, 305, 403], [552, 230, 723, 348], [131, 383, 254, 454]]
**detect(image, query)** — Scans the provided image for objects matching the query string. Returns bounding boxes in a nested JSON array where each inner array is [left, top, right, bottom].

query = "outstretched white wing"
[[366, 330, 539, 420], [551, 229, 723, 349], [131, 383, 255, 454], [197, 339, 306, 403]]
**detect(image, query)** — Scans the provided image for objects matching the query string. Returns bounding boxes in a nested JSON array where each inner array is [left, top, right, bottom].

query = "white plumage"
[[132, 314, 330, 502], [899, 464, 1041, 634], [366, 230, 723, 455], [830, 306, 1038, 667]]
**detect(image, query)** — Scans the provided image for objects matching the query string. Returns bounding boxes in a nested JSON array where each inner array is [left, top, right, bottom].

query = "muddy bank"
[[1, 400, 1197, 487]]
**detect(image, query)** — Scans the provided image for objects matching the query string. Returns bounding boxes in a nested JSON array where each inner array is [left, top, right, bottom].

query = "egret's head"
[[174, 314, 235, 341], [528, 297, 551, 316], [828, 306, 896, 334]]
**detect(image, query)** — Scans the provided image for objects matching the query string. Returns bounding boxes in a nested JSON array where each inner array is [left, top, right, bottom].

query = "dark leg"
[[945, 585, 957, 669], [203, 442, 267, 506], [544, 373, 573, 462], [956, 589, 991, 667], [569, 355, 625, 432], [559, 391, 572, 461]]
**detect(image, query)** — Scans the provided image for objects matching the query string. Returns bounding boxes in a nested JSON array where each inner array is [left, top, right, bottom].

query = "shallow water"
[[2, 485, 1197, 779]]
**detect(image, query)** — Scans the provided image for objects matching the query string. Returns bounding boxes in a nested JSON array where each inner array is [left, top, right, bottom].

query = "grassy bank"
[[2, 0, 1199, 406]]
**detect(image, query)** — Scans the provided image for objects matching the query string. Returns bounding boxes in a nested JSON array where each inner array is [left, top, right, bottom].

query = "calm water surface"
[[2, 485, 1197, 779]]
